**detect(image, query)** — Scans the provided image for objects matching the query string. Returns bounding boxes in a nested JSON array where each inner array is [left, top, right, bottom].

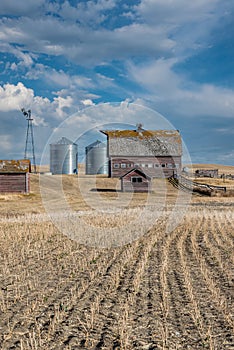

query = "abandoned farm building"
[[0, 159, 30, 193], [100, 128, 182, 178], [121, 168, 152, 192], [195, 169, 218, 178]]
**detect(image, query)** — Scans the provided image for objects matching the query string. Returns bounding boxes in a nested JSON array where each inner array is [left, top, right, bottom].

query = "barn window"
[[162, 164, 166, 167], [127, 164, 132, 168], [141, 164, 145, 167], [114, 164, 120, 168], [167, 163, 173, 168], [131, 177, 143, 183], [148, 163, 153, 168], [121, 163, 126, 168], [154, 164, 159, 168]]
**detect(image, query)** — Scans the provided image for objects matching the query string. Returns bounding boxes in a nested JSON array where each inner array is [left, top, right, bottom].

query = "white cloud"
[[0, 82, 76, 123], [0, 0, 231, 69], [53, 95, 73, 119], [32, 115, 48, 127], [215, 128, 234, 135], [0, 0, 45, 17], [0, 43, 36, 72], [135, 0, 220, 24], [0, 82, 34, 111], [127, 58, 234, 119], [177, 84, 234, 118], [0, 0, 229, 68], [127, 58, 181, 95], [0, 0, 233, 164], [58, 0, 116, 25], [0, 6, 175, 66], [43, 69, 71, 87], [0, 134, 12, 151], [82, 99, 94, 106], [24, 63, 95, 90]]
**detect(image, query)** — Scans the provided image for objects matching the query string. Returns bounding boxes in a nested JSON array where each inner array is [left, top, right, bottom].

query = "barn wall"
[[121, 170, 151, 192], [110, 156, 181, 178], [0, 173, 29, 193], [122, 181, 150, 192]]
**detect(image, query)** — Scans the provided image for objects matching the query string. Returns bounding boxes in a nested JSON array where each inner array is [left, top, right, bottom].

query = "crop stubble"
[[0, 178, 233, 349]]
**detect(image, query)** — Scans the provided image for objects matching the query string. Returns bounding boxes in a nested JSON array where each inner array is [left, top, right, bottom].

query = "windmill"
[[21, 108, 36, 173]]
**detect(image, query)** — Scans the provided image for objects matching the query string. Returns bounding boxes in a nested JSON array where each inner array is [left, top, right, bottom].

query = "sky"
[[0, 0, 233, 165]]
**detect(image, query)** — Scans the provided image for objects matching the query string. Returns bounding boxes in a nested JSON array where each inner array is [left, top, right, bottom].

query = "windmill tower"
[[21, 108, 36, 173]]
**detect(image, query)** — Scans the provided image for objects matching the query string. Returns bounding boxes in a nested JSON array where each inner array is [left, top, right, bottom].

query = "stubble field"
[[0, 169, 233, 349]]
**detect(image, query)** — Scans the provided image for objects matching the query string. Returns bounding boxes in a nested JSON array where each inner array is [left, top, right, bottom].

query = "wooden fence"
[[169, 175, 226, 195]]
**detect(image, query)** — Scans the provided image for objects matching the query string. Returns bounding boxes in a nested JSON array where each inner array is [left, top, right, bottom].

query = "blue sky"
[[0, 0, 233, 165]]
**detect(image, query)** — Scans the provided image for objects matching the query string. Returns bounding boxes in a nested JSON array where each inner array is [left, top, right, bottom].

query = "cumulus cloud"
[[53, 95, 73, 119], [0, 82, 75, 122], [0, 82, 34, 111]]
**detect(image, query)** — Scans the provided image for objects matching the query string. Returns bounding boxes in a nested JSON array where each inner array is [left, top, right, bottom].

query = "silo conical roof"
[[55, 137, 77, 145], [86, 140, 106, 149]]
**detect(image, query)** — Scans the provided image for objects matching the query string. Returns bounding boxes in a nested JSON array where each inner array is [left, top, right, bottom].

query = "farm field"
[[0, 168, 233, 349]]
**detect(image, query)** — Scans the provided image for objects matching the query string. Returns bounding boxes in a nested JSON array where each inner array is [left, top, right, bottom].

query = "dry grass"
[[0, 165, 233, 349]]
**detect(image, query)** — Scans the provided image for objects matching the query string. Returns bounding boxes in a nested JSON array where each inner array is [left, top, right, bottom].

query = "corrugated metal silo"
[[50, 137, 78, 174], [85, 140, 108, 175]]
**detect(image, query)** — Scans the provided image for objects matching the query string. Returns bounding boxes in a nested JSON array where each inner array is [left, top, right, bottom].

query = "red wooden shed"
[[0, 160, 30, 193], [120, 168, 152, 192]]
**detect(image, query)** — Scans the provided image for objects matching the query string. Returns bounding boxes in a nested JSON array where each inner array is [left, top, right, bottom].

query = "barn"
[[100, 127, 182, 178], [0, 160, 30, 193], [120, 168, 152, 192]]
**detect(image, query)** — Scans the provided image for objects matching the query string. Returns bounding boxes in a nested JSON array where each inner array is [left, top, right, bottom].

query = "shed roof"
[[120, 168, 152, 180], [0, 159, 31, 173]]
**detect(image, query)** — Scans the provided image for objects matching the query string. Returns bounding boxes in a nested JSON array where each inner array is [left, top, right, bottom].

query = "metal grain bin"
[[85, 140, 108, 175], [50, 137, 78, 175]]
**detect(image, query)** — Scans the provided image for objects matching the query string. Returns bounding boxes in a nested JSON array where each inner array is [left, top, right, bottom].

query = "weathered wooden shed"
[[0, 160, 30, 193], [120, 168, 152, 192], [100, 127, 182, 178], [195, 169, 218, 178]]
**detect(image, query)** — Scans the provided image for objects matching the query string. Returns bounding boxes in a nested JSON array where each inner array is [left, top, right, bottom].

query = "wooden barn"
[[120, 168, 152, 192], [0, 160, 30, 193], [100, 127, 182, 178]]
